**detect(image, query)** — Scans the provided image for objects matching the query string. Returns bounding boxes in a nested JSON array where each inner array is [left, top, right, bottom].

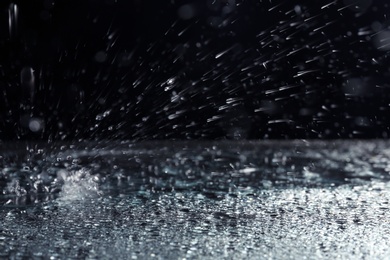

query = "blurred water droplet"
[[164, 77, 176, 91], [94, 51, 107, 63], [8, 3, 18, 40], [255, 100, 279, 115], [294, 5, 302, 15], [373, 31, 390, 51], [222, 0, 235, 15], [371, 21, 382, 32], [354, 117, 370, 127], [20, 67, 35, 86], [342, 78, 368, 96], [20, 67, 35, 104], [28, 118, 44, 132]]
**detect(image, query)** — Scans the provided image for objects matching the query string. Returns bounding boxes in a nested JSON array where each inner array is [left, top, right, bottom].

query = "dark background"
[[1, 0, 390, 140]]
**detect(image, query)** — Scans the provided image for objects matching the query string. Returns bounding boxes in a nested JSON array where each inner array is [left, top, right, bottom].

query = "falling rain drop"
[[20, 67, 35, 104], [8, 3, 18, 40]]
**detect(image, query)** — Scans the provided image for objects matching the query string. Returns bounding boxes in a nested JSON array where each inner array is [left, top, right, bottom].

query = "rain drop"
[[20, 67, 35, 103], [8, 3, 18, 40]]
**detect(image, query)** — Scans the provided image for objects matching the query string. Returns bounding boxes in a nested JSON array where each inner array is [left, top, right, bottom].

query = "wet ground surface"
[[1, 140, 390, 259]]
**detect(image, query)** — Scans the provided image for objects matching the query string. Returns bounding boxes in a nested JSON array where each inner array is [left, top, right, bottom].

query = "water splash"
[[56, 168, 101, 202], [1, 140, 390, 206], [1, 141, 390, 258], [6, 179, 26, 197]]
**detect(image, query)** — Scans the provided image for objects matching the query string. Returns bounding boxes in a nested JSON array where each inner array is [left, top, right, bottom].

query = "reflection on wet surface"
[[1, 141, 390, 259]]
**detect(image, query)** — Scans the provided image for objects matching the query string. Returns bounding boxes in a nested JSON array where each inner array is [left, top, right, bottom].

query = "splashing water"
[[1, 141, 390, 258], [56, 168, 101, 202]]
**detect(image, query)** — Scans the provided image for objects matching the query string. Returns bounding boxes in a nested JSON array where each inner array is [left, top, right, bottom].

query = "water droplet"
[[28, 118, 44, 132], [20, 67, 35, 104], [8, 3, 18, 40], [20, 67, 34, 86], [294, 5, 302, 15]]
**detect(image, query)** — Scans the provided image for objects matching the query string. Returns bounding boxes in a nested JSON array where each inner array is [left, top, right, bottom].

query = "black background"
[[1, 0, 390, 140]]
